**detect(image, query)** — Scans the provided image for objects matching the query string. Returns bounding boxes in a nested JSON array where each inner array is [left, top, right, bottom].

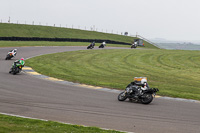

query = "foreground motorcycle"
[[9, 62, 23, 75], [5, 51, 16, 60], [118, 77, 159, 104]]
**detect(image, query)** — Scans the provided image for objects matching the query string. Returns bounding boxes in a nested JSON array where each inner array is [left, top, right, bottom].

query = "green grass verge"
[[26, 49, 200, 100], [0, 114, 123, 133], [0, 23, 158, 49]]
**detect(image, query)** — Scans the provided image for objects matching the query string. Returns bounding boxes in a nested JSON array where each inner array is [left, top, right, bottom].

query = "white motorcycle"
[[5, 49, 17, 60]]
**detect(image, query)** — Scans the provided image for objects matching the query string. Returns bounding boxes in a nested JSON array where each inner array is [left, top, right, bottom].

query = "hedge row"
[[0, 37, 131, 45]]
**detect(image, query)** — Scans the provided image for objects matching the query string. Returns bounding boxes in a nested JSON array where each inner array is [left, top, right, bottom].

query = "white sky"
[[1, 0, 200, 41]]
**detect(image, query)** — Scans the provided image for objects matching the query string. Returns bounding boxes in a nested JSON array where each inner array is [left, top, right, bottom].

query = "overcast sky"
[[1, 0, 200, 41]]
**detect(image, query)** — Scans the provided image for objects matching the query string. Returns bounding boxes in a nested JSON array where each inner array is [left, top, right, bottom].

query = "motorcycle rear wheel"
[[141, 93, 153, 104], [118, 92, 127, 101]]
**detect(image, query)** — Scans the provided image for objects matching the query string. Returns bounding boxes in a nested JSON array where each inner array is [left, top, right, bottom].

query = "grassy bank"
[[0, 114, 123, 133], [0, 23, 134, 43], [0, 23, 158, 49], [26, 49, 200, 100]]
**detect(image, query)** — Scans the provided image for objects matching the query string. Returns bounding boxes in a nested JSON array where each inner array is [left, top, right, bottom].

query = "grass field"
[[26, 49, 200, 100], [0, 23, 158, 49], [0, 114, 123, 133]]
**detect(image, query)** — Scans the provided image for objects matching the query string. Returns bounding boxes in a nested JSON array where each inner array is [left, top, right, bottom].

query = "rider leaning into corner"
[[9, 49, 17, 56], [9, 58, 25, 74], [131, 78, 149, 96], [102, 41, 106, 46], [14, 58, 25, 68], [92, 41, 95, 47]]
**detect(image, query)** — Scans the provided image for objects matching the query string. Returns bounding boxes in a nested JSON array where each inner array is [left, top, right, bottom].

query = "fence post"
[[8, 16, 10, 23]]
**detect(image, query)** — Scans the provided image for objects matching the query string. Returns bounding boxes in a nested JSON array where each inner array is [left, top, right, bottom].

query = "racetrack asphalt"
[[0, 46, 200, 133]]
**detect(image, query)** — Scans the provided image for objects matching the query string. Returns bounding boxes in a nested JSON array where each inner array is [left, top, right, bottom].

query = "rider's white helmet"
[[141, 78, 147, 84]]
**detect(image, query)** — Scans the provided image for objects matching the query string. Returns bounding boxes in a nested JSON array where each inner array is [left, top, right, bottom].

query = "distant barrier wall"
[[0, 37, 131, 45]]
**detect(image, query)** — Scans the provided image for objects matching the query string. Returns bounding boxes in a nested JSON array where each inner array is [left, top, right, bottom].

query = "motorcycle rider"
[[99, 41, 106, 48], [91, 41, 95, 48], [88, 41, 95, 49], [9, 58, 25, 73], [136, 78, 149, 96], [118, 77, 158, 104], [131, 41, 137, 48], [102, 41, 106, 46], [13, 58, 25, 68], [9, 49, 17, 56], [140, 78, 149, 90], [130, 78, 149, 96]]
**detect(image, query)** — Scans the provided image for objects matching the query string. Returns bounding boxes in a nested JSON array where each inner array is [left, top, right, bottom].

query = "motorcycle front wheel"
[[141, 93, 153, 104], [13, 67, 19, 75], [118, 92, 127, 101]]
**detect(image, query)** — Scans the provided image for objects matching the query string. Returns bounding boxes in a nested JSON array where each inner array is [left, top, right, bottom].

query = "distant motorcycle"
[[99, 44, 104, 48], [131, 43, 137, 48], [118, 77, 159, 104], [5, 50, 17, 60], [87, 42, 95, 49], [99, 41, 106, 48], [9, 61, 23, 75]]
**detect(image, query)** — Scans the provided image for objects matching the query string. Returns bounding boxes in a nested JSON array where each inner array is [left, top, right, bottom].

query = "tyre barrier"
[[0, 37, 131, 45]]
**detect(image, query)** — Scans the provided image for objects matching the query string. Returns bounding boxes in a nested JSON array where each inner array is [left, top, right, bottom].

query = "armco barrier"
[[0, 37, 131, 45]]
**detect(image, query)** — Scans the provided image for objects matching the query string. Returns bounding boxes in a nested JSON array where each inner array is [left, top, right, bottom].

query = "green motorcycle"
[[9, 61, 23, 75]]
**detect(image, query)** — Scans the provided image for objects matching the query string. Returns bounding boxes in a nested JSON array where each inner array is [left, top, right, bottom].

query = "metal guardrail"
[[136, 35, 161, 49]]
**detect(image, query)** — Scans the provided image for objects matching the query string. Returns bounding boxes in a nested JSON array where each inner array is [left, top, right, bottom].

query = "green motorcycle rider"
[[9, 58, 25, 74]]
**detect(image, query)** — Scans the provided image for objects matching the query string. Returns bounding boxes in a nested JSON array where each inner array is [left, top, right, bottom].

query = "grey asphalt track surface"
[[0, 46, 200, 133]]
